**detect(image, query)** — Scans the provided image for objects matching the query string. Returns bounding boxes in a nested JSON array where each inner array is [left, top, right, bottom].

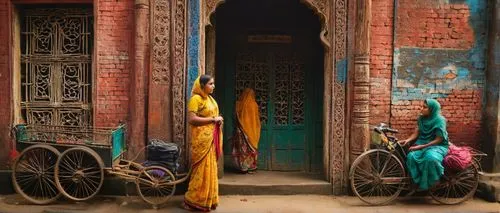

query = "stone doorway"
[[213, 0, 325, 173]]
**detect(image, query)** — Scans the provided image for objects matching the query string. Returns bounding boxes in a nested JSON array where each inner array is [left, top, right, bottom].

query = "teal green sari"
[[407, 99, 449, 190]]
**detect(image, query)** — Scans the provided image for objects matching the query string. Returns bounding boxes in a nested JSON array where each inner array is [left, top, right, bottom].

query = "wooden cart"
[[12, 124, 189, 208]]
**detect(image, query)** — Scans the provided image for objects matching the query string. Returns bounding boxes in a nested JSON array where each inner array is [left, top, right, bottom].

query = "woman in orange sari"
[[232, 88, 261, 173], [183, 75, 223, 212]]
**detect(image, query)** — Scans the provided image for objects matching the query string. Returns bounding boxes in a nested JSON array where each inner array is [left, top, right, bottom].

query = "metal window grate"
[[20, 6, 93, 127]]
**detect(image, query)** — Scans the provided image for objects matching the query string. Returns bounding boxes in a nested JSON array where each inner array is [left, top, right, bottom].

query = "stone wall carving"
[[173, 0, 187, 167], [335, 0, 347, 59], [150, 0, 187, 169], [332, 0, 348, 195], [205, 0, 225, 25], [151, 0, 171, 85]]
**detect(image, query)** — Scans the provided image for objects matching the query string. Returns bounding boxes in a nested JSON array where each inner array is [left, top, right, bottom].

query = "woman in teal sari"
[[399, 99, 449, 190]]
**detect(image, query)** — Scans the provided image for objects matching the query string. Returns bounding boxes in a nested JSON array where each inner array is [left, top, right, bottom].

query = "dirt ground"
[[0, 194, 498, 213]]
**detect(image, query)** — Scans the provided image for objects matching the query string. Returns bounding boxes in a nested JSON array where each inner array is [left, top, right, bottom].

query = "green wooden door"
[[218, 40, 323, 172]]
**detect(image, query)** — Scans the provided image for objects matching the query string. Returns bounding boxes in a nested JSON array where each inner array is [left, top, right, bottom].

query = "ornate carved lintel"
[[205, 0, 226, 26], [204, 0, 331, 48], [301, 0, 331, 48]]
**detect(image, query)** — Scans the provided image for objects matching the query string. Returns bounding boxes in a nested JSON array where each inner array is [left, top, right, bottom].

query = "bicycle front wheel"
[[350, 149, 406, 205]]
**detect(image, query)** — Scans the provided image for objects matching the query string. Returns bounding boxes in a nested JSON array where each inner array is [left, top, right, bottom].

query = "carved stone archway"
[[201, 0, 357, 194], [146, 0, 370, 194]]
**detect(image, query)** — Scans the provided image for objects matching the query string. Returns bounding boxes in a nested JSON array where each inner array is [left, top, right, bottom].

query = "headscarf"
[[235, 88, 261, 149], [191, 76, 209, 99], [417, 99, 449, 145]]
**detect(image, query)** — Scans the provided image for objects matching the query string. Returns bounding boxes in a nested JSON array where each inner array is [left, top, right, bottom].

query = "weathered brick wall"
[[370, 0, 394, 126], [0, 0, 11, 169], [0, 1, 134, 168], [396, 1, 475, 49], [390, 0, 488, 147], [94, 0, 134, 127]]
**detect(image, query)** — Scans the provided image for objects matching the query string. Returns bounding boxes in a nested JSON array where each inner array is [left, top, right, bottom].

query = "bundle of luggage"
[[143, 139, 180, 174], [443, 143, 472, 172]]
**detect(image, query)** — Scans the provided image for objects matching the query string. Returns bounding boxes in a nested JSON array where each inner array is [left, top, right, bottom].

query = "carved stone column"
[[148, 0, 187, 170], [129, 0, 150, 160], [350, 0, 371, 163], [148, 0, 173, 144]]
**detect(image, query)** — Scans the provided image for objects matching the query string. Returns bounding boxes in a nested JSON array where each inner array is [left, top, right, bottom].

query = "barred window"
[[20, 5, 93, 127]]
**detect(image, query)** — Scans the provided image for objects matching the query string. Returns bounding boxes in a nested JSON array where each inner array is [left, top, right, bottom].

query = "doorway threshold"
[[219, 171, 332, 195]]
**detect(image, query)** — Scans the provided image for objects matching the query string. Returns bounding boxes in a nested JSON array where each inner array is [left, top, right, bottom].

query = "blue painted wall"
[[187, 0, 200, 97], [392, 0, 489, 102]]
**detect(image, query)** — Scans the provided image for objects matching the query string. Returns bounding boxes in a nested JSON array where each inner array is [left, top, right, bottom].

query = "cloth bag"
[[443, 143, 472, 171]]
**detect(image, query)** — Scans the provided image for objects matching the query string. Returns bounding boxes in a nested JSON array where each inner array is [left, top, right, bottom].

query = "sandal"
[[182, 202, 210, 212], [211, 204, 218, 210], [181, 202, 195, 211]]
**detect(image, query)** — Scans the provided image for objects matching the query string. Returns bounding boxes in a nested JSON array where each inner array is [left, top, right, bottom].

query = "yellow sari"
[[184, 76, 222, 211]]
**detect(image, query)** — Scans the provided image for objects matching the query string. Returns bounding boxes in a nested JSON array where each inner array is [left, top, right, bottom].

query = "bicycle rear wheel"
[[429, 164, 479, 205]]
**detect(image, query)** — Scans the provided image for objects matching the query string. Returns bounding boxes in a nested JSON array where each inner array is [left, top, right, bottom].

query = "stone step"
[[2, 170, 331, 196], [219, 171, 332, 195], [477, 172, 500, 202]]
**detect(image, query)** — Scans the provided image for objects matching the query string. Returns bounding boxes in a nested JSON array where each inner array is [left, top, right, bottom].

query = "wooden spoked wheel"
[[350, 149, 406, 205], [429, 164, 479, 205], [55, 146, 104, 201], [136, 166, 176, 206], [12, 144, 61, 204]]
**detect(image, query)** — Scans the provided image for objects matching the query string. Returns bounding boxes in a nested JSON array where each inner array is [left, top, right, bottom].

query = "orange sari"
[[184, 76, 223, 211], [232, 88, 261, 172]]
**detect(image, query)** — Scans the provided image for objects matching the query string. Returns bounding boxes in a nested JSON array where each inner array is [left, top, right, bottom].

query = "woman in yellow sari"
[[232, 88, 261, 173], [183, 75, 223, 212]]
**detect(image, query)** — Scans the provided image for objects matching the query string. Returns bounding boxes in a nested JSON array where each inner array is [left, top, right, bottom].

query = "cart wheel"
[[429, 164, 479, 205], [12, 144, 61, 204], [136, 166, 176, 206], [350, 149, 405, 205], [55, 146, 104, 201]]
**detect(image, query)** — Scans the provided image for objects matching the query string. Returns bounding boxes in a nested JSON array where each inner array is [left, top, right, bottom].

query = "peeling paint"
[[392, 0, 488, 102], [336, 58, 347, 83], [393, 48, 485, 102]]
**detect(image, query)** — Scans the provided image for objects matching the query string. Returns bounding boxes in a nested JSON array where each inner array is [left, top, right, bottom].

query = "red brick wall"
[[396, 0, 474, 49], [94, 0, 134, 127], [0, 0, 11, 169], [390, 90, 482, 147], [389, 0, 485, 148], [0, 0, 135, 168], [370, 0, 394, 126]]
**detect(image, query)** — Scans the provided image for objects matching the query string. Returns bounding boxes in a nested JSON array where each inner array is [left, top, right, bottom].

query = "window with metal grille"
[[20, 6, 93, 127]]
